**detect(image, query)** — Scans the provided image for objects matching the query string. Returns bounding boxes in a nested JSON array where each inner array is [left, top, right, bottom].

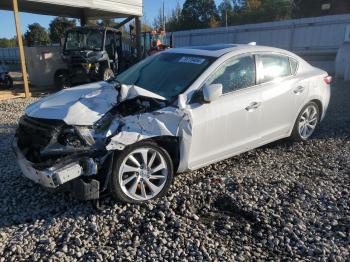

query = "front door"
[[186, 55, 262, 170]]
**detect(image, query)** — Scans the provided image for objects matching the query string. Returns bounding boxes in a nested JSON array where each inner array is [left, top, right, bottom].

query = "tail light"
[[324, 75, 332, 85]]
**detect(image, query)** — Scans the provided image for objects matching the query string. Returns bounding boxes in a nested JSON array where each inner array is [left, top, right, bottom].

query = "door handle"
[[245, 102, 261, 112], [293, 86, 305, 94]]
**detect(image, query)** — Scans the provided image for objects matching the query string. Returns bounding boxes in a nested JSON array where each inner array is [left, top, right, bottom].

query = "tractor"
[[54, 26, 123, 89]]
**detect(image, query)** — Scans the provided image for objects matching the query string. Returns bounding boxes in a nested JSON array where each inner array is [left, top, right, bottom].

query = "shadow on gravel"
[[0, 152, 101, 229], [198, 194, 268, 243], [0, 187, 98, 229]]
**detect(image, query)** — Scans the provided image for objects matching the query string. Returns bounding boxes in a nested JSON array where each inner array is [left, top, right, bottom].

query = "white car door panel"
[[293, 76, 311, 113], [187, 89, 262, 169], [257, 54, 309, 144], [185, 55, 261, 170], [259, 78, 297, 142]]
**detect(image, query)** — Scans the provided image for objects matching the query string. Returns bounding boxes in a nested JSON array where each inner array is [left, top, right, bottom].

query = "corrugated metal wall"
[[171, 14, 350, 73], [172, 14, 350, 51], [0, 48, 20, 71]]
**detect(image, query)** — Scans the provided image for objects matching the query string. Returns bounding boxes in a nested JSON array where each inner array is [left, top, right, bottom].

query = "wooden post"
[[12, 0, 30, 98]]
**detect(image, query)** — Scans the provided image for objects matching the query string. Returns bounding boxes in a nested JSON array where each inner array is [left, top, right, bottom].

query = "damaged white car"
[[13, 44, 331, 203]]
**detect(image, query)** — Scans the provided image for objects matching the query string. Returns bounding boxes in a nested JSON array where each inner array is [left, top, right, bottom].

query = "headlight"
[[93, 112, 114, 131], [75, 127, 95, 146], [84, 63, 92, 70], [92, 112, 120, 138]]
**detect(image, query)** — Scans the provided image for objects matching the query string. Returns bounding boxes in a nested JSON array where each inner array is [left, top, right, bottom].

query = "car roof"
[[166, 44, 298, 58]]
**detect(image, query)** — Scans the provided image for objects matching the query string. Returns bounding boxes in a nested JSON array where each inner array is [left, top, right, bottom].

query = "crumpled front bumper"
[[12, 138, 85, 188]]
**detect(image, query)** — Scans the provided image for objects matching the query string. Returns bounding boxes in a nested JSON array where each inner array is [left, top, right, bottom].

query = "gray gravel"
[[0, 80, 349, 261]]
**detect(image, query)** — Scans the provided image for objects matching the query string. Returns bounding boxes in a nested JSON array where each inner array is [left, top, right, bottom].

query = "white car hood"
[[25, 81, 166, 126]]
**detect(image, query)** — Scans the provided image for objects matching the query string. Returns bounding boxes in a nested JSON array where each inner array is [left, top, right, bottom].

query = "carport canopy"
[[0, 0, 143, 19], [0, 0, 143, 98]]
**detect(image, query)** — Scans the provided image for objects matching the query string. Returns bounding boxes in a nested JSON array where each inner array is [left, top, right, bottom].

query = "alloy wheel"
[[118, 147, 169, 201], [298, 104, 318, 139]]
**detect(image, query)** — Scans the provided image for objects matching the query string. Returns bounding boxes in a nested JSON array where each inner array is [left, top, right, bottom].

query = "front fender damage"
[[106, 106, 192, 172]]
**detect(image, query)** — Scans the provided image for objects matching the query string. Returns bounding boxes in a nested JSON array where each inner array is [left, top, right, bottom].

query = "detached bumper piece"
[[13, 139, 100, 200], [13, 139, 82, 188]]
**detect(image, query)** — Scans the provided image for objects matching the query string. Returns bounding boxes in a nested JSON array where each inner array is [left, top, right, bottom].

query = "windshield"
[[117, 53, 214, 100], [65, 30, 104, 51]]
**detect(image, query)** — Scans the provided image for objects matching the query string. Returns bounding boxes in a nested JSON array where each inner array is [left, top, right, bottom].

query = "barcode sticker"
[[178, 57, 206, 64]]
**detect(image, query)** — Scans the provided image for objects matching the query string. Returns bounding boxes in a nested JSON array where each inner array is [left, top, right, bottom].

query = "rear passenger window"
[[259, 54, 291, 83], [206, 55, 256, 94], [290, 58, 298, 75]]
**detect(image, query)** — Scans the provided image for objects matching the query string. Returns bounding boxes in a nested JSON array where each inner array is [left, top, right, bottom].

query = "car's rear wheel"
[[110, 141, 174, 203], [291, 102, 320, 141]]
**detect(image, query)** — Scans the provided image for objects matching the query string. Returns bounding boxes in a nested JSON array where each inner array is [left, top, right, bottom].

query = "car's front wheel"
[[102, 68, 115, 82], [110, 141, 174, 203], [4, 75, 13, 89], [54, 70, 71, 90], [291, 102, 320, 141]]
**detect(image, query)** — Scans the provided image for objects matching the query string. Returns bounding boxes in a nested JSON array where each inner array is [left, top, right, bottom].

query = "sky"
[[0, 0, 222, 39]]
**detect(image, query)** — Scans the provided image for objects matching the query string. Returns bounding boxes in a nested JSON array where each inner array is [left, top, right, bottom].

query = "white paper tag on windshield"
[[179, 57, 205, 64]]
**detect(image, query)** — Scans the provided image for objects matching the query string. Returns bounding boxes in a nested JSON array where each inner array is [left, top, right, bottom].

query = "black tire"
[[5, 75, 13, 89], [102, 68, 115, 81], [54, 70, 71, 90], [110, 141, 174, 204], [290, 102, 320, 141]]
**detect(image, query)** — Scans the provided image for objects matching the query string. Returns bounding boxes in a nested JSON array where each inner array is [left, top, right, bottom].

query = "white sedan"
[[14, 44, 331, 203]]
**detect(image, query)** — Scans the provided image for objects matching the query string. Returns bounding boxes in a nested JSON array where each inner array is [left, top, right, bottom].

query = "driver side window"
[[207, 55, 256, 94]]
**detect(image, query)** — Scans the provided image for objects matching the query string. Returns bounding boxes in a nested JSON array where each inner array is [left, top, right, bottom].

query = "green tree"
[[245, 0, 262, 10], [293, 0, 324, 18], [141, 23, 152, 32], [24, 23, 50, 47], [218, 0, 234, 26], [263, 0, 293, 20], [181, 0, 219, 30], [234, 0, 292, 25], [153, 7, 166, 30], [0, 37, 17, 48], [49, 17, 76, 44], [166, 1, 183, 32], [97, 19, 118, 28]]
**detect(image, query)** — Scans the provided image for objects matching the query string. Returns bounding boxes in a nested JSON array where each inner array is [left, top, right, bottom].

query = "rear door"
[[256, 53, 308, 143]]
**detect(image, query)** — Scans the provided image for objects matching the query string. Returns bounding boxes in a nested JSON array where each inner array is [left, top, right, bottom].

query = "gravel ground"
[[0, 80, 349, 261]]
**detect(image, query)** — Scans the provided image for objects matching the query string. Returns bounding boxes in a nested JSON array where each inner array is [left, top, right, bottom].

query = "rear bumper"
[[12, 138, 85, 188]]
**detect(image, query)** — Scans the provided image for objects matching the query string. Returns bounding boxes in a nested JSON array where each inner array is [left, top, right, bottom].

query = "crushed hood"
[[25, 81, 166, 126]]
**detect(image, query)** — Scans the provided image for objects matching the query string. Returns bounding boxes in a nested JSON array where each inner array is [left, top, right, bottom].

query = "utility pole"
[[12, 0, 30, 98], [135, 16, 142, 61], [162, 1, 166, 32], [225, 10, 228, 28]]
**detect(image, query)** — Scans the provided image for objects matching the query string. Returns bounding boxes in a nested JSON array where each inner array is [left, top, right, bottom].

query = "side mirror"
[[203, 84, 223, 103]]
